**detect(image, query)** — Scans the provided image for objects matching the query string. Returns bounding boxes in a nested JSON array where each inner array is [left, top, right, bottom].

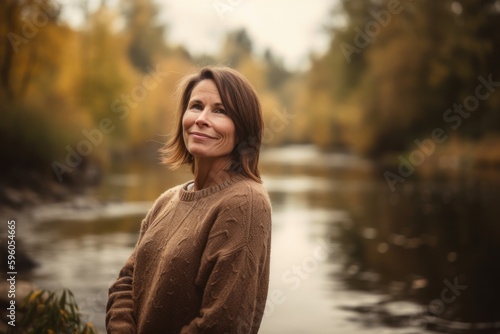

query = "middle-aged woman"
[[106, 66, 272, 334]]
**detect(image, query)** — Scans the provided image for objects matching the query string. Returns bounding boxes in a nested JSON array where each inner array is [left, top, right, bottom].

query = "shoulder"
[[145, 184, 183, 220], [208, 177, 272, 258], [217, 177, 272, 235], [220, 177, 271, 214], [158, 183, 184, 201]]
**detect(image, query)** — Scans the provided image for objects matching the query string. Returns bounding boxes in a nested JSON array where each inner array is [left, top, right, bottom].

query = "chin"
[[188, 149, 207, 157], [188, 146, 211, 158]]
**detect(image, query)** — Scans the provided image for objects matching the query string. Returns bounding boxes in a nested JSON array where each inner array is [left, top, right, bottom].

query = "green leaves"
[[7, 288, 97, 334]]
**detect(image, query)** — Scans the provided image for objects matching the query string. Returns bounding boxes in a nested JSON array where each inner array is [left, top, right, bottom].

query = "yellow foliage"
[[123, 55, 196, 147], [237, 57, 267, 92]]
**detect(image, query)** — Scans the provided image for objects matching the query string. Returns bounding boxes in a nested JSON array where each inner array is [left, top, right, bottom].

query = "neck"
[[192, 156, 233, 191]]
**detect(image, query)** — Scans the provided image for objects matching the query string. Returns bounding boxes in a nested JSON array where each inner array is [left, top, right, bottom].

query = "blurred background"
[[1, 0, 500, 333]]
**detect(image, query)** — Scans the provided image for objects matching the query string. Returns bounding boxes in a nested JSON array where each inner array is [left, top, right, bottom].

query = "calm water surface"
[[18, 146, 500, 333]]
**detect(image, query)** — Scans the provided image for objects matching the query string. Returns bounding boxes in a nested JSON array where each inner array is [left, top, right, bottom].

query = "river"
[[14, 145, 500, 333]]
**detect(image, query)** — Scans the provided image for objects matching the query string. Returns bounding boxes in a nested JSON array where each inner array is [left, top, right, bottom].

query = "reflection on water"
[[334, 172, 500, 333], [18, 148, 500, 333]]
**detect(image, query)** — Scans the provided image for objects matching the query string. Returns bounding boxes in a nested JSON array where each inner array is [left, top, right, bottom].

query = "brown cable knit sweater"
[[106, 174, 272, 334]]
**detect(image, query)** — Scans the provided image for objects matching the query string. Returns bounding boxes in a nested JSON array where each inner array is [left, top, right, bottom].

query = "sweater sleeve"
[[105, 217, 147, 334], [106, 190, 170, 333], [180, 186, 272, 334]]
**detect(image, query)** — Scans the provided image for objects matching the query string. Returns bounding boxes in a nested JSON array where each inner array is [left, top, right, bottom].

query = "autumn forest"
[[2, 0, 500, 190]]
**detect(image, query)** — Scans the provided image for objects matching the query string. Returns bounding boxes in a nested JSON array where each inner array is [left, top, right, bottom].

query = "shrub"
[[7, 289, 97, 334]]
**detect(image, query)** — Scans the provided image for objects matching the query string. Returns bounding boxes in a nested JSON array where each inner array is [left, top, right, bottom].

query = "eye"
[[214, 108, 226, 114], [190, 103, 202, 110]]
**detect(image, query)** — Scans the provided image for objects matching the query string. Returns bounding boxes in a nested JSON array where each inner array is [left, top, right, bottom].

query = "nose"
[[195, 107, 211, 127]]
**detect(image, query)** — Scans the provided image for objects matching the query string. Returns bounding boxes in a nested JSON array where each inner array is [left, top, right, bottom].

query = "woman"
[[106, 66, 272, 334]]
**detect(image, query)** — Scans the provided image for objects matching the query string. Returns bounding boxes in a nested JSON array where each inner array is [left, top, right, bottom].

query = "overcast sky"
[[158, 0, 334, 70], [62, 0, 335, 70]]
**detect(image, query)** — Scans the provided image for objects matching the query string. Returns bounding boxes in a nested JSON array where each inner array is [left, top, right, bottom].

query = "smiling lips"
[[189, 131, 216, 139]]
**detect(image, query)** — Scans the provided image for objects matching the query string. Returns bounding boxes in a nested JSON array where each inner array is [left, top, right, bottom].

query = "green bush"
[[7, 289, 97, 334]]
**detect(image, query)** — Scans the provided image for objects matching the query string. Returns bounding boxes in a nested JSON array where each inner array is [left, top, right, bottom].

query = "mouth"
[[189, 132, 216, 139]]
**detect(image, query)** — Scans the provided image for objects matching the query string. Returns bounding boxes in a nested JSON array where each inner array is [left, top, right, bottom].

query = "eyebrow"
[[188, 99, 224, 107]]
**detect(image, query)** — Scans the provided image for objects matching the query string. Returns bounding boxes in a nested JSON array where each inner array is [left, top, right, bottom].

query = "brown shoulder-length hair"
[[160, 66, 263, 183]]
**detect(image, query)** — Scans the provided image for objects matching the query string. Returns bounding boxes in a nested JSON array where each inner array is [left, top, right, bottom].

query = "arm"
[[105, 259, 135, 333], [106, 189, 172, 333], [105, 217, 149, 334], [180, 187, 272, 334]]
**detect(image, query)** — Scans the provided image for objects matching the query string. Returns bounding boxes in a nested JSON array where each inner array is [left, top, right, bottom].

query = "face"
[[182, 79, 236, 162]]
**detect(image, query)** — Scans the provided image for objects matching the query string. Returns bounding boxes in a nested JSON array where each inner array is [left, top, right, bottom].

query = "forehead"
[[189, 79, 221, 100]]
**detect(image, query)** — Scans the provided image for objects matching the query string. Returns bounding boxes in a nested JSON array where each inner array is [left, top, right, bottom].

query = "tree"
[[299, 0, 500, 156], [121, 0, 168, 72], [220, 29, 253, 68], [263, 49, 291, 91], [0, 0, 61, 102]]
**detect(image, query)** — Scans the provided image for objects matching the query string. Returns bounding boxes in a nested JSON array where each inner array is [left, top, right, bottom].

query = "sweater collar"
[[178, 173, 245, 201]]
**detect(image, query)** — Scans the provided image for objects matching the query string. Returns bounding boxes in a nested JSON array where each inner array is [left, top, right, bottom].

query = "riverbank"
[[0, 163, 103, 283], [0, 162, 102, 212]]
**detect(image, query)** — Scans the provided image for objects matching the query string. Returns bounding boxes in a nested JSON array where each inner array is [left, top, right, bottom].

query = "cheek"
[[182, 112, 191, 130], [181, 113, 191, 144], [223, 122, 236, 147]]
